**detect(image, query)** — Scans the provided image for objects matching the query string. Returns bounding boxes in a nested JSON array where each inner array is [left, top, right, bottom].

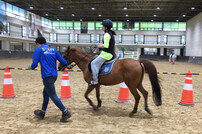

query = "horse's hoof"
[[129, 112, 135, 117], [93, 106, 98, 111], [145, 106, 153, 115], [97, 100, 102, 108]]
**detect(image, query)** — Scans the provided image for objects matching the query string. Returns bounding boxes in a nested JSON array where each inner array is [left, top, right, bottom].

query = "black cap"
[[101, 19, 113, 29], [35, 36, 46, 44]]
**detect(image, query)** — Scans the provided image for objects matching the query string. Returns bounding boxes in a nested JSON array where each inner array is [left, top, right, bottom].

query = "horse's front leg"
[[84, 85, 97, 110], [95, 85, 102, 109]]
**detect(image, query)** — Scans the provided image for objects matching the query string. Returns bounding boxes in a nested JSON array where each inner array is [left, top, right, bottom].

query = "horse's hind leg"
[[125, 82, 140, 117], [95, 85, 102, 109], [137, 84, 152, 115], [84, 85, 97, 110]]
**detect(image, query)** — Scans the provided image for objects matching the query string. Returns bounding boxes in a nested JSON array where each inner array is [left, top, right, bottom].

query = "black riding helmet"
[[35, 36, 46, 44], [101, 19, 113, 29]]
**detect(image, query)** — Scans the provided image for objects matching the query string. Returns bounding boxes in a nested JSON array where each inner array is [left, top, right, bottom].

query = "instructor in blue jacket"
[[30, 36, 71, 122]]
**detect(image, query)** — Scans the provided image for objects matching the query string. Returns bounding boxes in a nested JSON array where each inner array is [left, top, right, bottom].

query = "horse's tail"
[[139, 59, 162, 106]]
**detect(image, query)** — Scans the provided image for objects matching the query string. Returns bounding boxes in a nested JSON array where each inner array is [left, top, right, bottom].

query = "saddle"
[[88, 56, 116, 75]]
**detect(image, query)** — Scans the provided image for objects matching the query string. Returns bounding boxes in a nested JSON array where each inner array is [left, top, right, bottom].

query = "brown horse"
[[58, 46, 162, 117]]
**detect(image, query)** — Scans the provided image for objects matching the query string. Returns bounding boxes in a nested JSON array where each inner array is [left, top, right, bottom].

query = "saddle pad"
[[88, 59, 116, 75], [99, 59, 116, 75]]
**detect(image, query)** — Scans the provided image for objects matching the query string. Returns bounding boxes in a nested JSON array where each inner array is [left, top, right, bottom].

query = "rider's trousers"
[[91, 55, 107, 83]]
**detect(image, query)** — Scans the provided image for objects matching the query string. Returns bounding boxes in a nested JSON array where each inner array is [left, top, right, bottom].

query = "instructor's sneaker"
[[34, 110, 45, 119], [60, 110, 71, 122]]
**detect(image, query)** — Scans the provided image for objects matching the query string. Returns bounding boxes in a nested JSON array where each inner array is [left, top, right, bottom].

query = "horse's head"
[[58, 46, 75, 71]]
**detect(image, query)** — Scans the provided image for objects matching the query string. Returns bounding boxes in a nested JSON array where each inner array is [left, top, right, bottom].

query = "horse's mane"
[[65, 47, 93, 59]]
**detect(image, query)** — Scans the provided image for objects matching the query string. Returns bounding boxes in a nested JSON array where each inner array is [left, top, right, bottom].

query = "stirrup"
[[88, 80, 98, 86]]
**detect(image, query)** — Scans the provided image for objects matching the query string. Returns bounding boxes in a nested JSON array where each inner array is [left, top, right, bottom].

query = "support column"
[[136, 47, 141, 59], [2, 40, 10, 51], [72, 30, 75, 43], [160, 48, 164, 56], [23, 42, 30, 52]]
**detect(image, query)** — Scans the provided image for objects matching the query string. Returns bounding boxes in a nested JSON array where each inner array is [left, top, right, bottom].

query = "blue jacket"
[[31, 44, 68, 78]]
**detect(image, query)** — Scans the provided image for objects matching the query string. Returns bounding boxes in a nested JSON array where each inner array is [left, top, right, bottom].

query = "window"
[[141, 35, 145, 44], [180, 35, 185, 44], [157, 35, 161, 44], [134, 22, 139, 31], [88, 22, 94, 30], [75, 34, 79, 43], [49, 33, 52, 42], [144, 48, 157, 55], [96, 22, 102, 30], [90, 34, 94, 43], [118, 22, 123, 30], [141, 22, 162, 31], [6, 3, 13, 17], [42, 17, 52, 29], [164, 22, 186, 31], [134, 35, 138, 44], [53, 21, 60, 29], [97, 34, 100, 43], [118, 35, 122, 43], [74, 21, 81, 30], [111, 22, 117, 30], [10, 42, 23, 51], [164, 35, 168, 44]]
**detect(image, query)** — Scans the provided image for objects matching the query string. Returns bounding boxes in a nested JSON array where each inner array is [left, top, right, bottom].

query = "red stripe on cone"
[[60, 69, 73, 100], [115, 82, 131, 103], [179, 70, 194, 106], [1, 66, 16, 99]]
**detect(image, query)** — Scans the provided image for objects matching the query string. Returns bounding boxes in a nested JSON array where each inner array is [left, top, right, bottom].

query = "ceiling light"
[[183, 14, 186, 17], [151, 20, 154, 22], [98, 14, 102, 17], [60, 6, 64, 10], [191, 7, 195, 10], [30, 6, 33, 9], [154, 14, 157, 17], [45, 13, 48, 16], [124, 7, 127, 10], [72, 13, 75, 16], [125, 14, 128, 17], [157, 7, 160, 10], [91, 7, 95, 10]]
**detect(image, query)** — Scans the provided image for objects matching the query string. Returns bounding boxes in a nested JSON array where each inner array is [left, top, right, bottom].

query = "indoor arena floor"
[[0, 59, 202, 134]]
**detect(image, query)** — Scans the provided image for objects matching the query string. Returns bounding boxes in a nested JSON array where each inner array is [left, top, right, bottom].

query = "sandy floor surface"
[[0, 59, 202, 134]]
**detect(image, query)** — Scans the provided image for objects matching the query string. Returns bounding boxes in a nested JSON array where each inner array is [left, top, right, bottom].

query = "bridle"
[[63, 47, 96, 70]]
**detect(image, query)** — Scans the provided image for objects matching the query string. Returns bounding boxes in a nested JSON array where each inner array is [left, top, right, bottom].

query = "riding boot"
[[88, 80, 98, 86], [34, 110, 45, 119]]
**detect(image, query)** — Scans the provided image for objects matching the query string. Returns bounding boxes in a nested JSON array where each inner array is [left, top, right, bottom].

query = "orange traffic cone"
[[60, 68, 73, 100], [115, 82, 131, 103], [178, 70, 194, 106], [1, 66, 16, 99]]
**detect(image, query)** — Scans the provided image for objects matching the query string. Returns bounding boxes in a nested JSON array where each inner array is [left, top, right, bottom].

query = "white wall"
[[186, 12, 202, 56]]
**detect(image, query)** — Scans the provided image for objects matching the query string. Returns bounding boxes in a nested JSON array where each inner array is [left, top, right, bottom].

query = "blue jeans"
[[42, 75, 67, 112]]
